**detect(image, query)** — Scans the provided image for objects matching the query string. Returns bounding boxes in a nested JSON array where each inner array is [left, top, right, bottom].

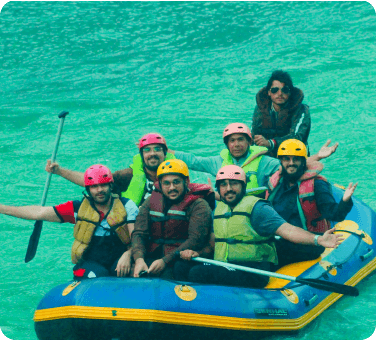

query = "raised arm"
[[308, 139, 339, 162], [0, 204, 61, 223], [46, 160, 85, 187]]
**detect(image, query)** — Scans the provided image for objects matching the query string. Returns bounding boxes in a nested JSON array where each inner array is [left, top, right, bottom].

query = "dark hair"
[[266, 70, 294, 92]]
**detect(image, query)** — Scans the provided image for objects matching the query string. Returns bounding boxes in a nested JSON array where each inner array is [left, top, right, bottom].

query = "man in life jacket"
[[251, 70, 311, 157], [169, 122, 336, 198], [45, 133, 175, 207], [180, 165, 343, 288], [0, 165, 139, 279], [266, 139, 357, 268], [132, 159, 214, 279]]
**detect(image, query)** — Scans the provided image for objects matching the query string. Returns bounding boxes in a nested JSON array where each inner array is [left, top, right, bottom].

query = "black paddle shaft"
[[192, 257, 359, 297], [25, 111, 69, 263]]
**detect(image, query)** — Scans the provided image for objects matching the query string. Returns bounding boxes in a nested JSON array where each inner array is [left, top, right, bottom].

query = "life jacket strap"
[[214, 211, 253, 219], [215, 237, 274, 245], [75, 217, 101, 226], [150, 210, 188, 222], [152, 238, 186, 245]]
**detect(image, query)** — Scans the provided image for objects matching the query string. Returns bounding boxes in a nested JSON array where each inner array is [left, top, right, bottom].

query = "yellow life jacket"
[[122, 152, 176, 206], [220, 146, 268, 195], [71, 196, 130, 264], [214, 196, 277, 264]]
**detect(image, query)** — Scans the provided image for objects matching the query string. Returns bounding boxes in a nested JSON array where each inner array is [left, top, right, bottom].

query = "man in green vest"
[[180, 165, 343, 288], [45, 133, 175, 206], [169, 123, 338, 197]]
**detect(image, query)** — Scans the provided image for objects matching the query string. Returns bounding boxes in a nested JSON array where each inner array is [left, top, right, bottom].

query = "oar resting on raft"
[[191, 257, 359, 297]]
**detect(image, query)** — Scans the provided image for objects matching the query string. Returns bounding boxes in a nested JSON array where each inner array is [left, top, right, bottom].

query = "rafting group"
[[3, 70, 358, 289]]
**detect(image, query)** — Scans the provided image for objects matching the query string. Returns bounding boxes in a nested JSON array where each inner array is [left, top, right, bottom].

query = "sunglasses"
[[142, 146, 164, 153], [270, 86, 290, 94]]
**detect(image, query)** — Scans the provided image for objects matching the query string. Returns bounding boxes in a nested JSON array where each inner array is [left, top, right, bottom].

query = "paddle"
[[25, 111, 69, 263], [192, 257, 359, 297]]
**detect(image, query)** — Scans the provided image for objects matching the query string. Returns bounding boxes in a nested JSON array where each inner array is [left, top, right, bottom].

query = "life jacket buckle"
[[224, 212, 233, 218]]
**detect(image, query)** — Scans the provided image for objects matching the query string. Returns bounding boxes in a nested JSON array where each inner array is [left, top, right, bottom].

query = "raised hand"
[[45, 159, 60, 174], [343, 182, 358, 202], [317, 139, 339, 160]]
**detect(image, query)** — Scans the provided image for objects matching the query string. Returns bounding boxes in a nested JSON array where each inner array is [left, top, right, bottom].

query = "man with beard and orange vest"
[[132, 159, 215, 279], [251, 70, 311, 157], [45, 133, 175, 207], [265, 139, 357, 267]]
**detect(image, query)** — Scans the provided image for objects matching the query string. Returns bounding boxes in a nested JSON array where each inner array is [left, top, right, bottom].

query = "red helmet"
[[84, 164, 113, 186], [223, 123, 252, 142], [216, 165, 246, 184], [139, 133, 167, 150]]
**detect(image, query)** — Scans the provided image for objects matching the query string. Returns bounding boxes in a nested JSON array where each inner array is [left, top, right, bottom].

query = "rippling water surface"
[[1, 2, 376, 340]]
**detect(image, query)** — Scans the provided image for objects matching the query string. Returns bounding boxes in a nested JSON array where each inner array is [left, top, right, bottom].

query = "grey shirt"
[[175, 150, 281, 187], [250, 201, 286, 236]]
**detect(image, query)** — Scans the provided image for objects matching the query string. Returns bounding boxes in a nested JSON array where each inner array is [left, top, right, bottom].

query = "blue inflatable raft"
[[33, 185, 376, 340]]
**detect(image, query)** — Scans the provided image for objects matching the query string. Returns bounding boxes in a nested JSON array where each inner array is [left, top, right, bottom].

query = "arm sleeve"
[[131, 197, 151, 261], [124, 199, 139, 223], [162, 199, 213, 264], [250, 201, 287, 237], [315, 180, 353, 222], [273, 105, 311, 148], [174, 151, 222, 177], [53, 201, 77, 224], [257, 156, 281, 187], [112, 168, 134, 196], [251, 105, 262, 138]]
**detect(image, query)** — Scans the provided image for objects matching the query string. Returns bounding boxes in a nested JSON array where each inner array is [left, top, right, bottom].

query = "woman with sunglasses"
[[251, 70, 311, 158]]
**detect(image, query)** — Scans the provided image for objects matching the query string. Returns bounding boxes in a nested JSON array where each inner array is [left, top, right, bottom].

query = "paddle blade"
[[25, 220, 43, 263], [297, 278, 359, 297]]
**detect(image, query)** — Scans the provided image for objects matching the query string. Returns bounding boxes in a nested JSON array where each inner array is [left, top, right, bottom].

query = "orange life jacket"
[[265, 161, 331, 233]]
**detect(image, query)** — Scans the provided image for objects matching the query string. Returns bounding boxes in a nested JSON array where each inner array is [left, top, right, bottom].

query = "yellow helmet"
[[277, 139, 307, 158], [157, 159, 189, 179]]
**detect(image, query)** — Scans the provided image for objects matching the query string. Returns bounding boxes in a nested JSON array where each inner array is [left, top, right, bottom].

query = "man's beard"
[[91, 190, 112, 205], [221, 189, 245, 208], [144, 155, 161, 172], [281, 161, 306, 183]]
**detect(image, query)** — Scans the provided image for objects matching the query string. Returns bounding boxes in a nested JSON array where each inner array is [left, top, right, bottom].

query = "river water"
[[1, 2, 376, 340]]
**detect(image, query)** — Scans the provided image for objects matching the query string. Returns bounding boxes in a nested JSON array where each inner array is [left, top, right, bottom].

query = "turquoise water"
[[1, 1, 376, 339]]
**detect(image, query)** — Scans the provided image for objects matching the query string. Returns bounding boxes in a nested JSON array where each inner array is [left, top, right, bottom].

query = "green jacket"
[[122, 152, 175, 206], [220, 145, 268, 195], [214, 196, 277, 264]]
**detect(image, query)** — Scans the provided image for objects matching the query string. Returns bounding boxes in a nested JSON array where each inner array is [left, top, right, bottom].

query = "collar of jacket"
[[256, 86, 305, 114]]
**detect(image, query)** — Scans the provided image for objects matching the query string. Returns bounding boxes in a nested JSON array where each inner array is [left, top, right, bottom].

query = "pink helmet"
[[84, 164, 114, 186], [139, 133, 167, 150], [216, 165, 247, 184], [223, 123, 252, 141]]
